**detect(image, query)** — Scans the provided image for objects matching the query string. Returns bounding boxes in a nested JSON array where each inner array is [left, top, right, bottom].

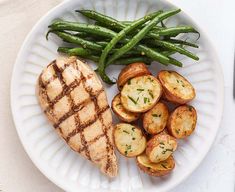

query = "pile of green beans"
[[47, 9, 199, 84]]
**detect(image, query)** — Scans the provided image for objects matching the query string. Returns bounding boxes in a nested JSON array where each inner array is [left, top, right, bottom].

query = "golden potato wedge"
[[117, 62, 151, 90], [121, 75, 162, 113], [112, 94, 140, 122], [137, 153, 175, 177], [143, 102, 169, 135], [114, 123, 147, 157], [167, 105, 197, 139], [146, 134, 177, 163], [157, 70, 196, 104]]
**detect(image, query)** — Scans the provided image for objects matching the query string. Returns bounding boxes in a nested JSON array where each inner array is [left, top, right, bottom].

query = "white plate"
[[11, 0, 224, 191]]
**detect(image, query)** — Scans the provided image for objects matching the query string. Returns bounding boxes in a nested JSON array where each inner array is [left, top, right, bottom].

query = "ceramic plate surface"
[[11, 0, 224, 191]]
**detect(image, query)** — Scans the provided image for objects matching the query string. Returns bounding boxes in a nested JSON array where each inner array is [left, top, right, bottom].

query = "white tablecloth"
[[0, 0, 234, 191]]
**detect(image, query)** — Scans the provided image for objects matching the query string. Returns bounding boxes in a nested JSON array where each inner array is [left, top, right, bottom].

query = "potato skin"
[[114, 123, 147, 158], [143, 102, 169, 135], [121, 75, 162, 113], [112, 94, 140, 122], [146, 134, 177, 163], [117, 62, 151, 90], [136, 153, 175, 177], [167, 105, 197, 139], [157, 70, 196, 104]]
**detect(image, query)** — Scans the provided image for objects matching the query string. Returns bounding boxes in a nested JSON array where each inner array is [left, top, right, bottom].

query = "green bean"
[[48, 31, 103, 51], [160, 21, 167, 28], [167, 39, 199, 48], [57, 47, 103, 57], [84, 55, 100, 62], [161, 50, 176, 56], [129, 25, 198, 39], [74, 32, 89, 38], [97, 10, 163, 84], [134, 45, 170, 66], [168, 57, 183, 67], [58, 46, 141, 56], [151, 39, 199, 60], [77, 10, 126, 30], [96, 41, 108, 46], [57, 47, 92, 56], [49, 21, 116, 38], [121, 21, 164, 30], [113, 57, 152, 65], [106, 9, 181, 66], [156, 26, 198, 36]]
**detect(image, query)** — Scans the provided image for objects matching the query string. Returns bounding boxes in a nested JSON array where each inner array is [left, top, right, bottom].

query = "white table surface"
[[0, 0, 234, 191]]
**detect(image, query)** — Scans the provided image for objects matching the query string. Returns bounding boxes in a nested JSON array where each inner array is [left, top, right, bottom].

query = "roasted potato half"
[[146, 134, 177, 163], [121, 75, 162, 113], [158, 70, 196, 104], [112, 94, 140, 122], [167, 105, 197, 139], [137, 153, 175, 177], [114, 123, 147, 157], [143, 102, 169, 135], [117, 62, 151, 90]]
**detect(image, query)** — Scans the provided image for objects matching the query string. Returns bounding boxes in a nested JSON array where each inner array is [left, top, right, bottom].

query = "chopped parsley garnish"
[[144, 97, 148, 104], [136, 97, 139, 103], [162, 148, 174, 154], [159, 142, 165, 145], [176, 79, 179, 83], [148, 89, 154, 99], [148, 77, 154, 82], [126, 145, 132, 150], [125, 151, 128, 155], [128, 96, 137, 104], [127, 79, 131, 85], [137, 88, 144, 92], [123, 130, 129, 134], [182, 84, 185, 87], [132, 127, 135, 131], [152, 114, 161, 117], [132, 137, 136, 140]]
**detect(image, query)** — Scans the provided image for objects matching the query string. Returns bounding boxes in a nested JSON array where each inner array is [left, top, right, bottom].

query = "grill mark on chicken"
[[65, 105, 109, 142], [44, 80, 80, 113], [38, 74, 51, 105], [72, 133, 106, 154], [43, 74, 57, 85]]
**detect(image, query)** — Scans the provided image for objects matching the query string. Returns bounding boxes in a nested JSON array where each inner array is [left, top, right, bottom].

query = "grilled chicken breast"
[[36, 56, 118, 177]]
